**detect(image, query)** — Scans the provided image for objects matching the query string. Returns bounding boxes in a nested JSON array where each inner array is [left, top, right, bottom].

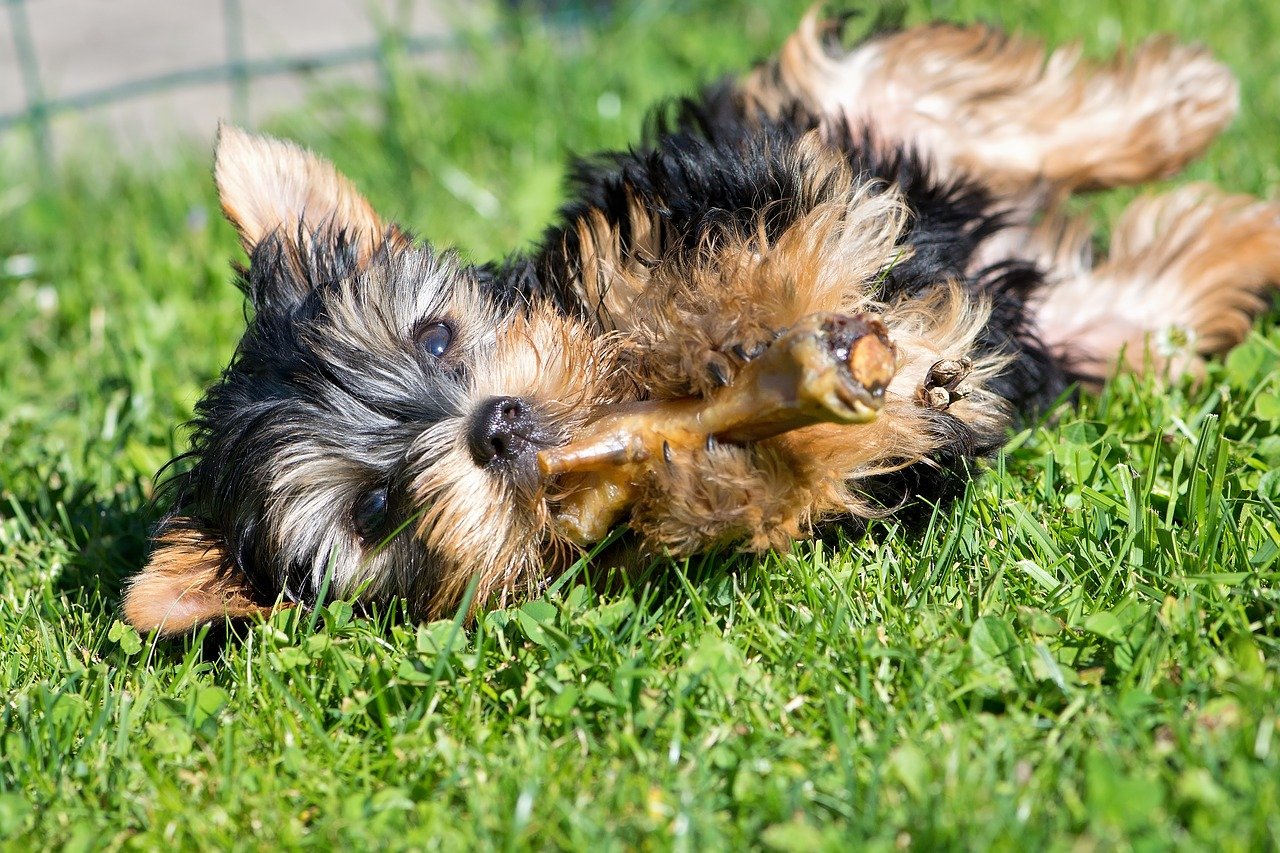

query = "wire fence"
[[2, 0, 605, 180]]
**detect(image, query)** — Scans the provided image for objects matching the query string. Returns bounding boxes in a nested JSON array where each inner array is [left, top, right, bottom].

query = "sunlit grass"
[[1, 0, 1277, 847]]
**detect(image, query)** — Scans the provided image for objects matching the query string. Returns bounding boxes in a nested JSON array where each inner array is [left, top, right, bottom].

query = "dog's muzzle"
[[468, 396, 538, 467]]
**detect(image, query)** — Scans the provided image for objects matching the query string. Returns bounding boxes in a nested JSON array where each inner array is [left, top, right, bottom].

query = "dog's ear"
[[123, 521, 278, 637], [214, 123, 387, 262]]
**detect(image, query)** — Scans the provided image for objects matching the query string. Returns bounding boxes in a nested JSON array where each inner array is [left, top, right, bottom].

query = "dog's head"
[[124, 127, 620, 635]]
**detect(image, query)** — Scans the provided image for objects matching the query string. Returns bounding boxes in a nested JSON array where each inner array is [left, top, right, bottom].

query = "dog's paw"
[[916, 357, 972, 410]]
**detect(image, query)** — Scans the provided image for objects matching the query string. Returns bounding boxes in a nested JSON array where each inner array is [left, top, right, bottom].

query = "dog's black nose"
[[468, 396, 534, 466]]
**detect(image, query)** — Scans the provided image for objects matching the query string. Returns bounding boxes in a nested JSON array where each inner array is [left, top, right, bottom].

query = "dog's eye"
[[352, 486, 389, 541], [415, 321, 452, 359]]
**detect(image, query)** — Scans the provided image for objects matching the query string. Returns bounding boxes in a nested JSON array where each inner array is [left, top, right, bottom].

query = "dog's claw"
[[730, 340, 769, 362], [706, 356, 732, 388]]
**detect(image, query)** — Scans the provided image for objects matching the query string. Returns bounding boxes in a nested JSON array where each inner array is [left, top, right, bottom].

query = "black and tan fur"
[[124, 12, 1280, 635]]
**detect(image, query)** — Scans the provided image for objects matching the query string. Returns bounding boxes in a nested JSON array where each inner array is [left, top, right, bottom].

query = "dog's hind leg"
[[1014, 184, 1280, 387], [740, 12, 1238, 201]]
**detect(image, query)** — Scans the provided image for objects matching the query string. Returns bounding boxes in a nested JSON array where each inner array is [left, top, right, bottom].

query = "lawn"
[[2, 0, 1278, 848]]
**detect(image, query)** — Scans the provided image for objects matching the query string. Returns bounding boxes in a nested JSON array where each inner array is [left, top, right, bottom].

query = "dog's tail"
[[1024, 184, 1280, 387]]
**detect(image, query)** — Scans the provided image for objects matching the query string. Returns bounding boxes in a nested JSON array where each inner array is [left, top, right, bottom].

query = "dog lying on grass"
[[125, 11, 1280, 635]]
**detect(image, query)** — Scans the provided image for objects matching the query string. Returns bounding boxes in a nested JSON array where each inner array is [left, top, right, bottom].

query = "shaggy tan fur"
[[123, 527, 277, 634], [1030, 185, 1280, 385], [573, 135, 911, 394], [216, 124, 389, 259], [563, 138, 1010, 554], [740, 10, 1238, 199]]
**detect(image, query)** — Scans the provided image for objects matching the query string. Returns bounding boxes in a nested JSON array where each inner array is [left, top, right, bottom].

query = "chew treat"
[[540, 313, 896, 543]]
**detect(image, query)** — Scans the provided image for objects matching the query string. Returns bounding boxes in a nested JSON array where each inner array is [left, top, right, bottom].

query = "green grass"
[[2, 0, 1279, 847]]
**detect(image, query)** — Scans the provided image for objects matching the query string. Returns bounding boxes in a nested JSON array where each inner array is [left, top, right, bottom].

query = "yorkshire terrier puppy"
[[125, 12, 1280, 635]]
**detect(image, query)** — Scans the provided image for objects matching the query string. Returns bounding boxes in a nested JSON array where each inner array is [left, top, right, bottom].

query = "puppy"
[[124, 12, 1280, 635]]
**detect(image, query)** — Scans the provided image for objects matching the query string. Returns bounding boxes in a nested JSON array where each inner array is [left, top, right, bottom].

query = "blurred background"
[[0, 0, 585, 168]]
